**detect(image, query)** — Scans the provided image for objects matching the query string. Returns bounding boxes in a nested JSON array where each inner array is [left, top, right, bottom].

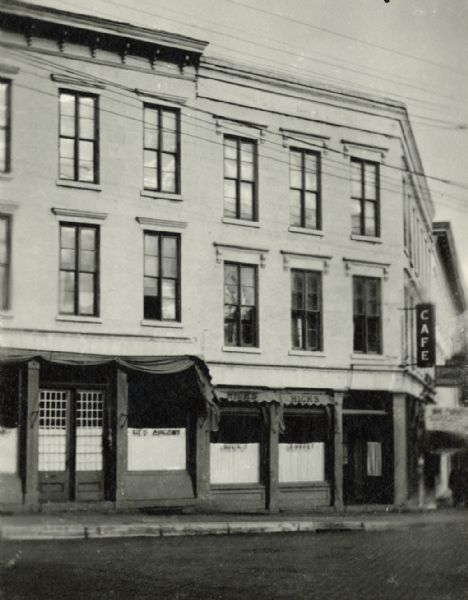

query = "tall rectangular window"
[[224, 263, 257, 347], [289, 149, 321, 230], [143, 105, 180, 193], [59, 91, 98, 183], [0, 216, 11, 310], [351, 158, 379, 237], [223, 136, 257, 221], [291, 270, 322, 351], [143, 232, 180, 321], [59, 224, 99, 316], [353, 276, 381, 354], [0, 80, 11, 173]]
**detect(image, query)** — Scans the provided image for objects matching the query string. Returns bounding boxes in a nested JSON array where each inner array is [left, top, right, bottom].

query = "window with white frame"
[[143, 105, 180, 193], [224, 262, 257, 347], [351, 158, 379, 237], [0, 80, 11, 173], [291, 270, 322, 351], [223, 136, 257, 221], [353, 276, 381, 353], [289, 148, 321, 230], [59, 91, 98, 183]]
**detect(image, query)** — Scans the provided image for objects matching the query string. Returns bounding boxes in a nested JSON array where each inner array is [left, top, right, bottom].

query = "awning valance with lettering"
[[0, 347, 216, 411], [215, 387, 334, 407]]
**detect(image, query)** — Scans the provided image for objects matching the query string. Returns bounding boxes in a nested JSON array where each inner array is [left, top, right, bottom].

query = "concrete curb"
[[0, 518, 429, 541]]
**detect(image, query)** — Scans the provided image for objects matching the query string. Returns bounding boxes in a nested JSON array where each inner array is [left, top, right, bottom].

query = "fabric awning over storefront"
[[215, 387, 334, 407], [0, 347, 216, 411], [425, 430, 468, 453], [425, 406, 468, 453]]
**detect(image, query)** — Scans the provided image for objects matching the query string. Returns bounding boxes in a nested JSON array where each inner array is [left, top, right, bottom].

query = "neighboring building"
[[0, 0, 442, 512], [425, 222, 467, 503]]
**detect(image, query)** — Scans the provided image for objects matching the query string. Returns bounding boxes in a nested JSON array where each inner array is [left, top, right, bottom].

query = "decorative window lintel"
[[343, 257, 390, 280], [214, 116, 267, 142], [51, 207, 107, 221], [280, 128, 330, 155], [280, 251, 331, 273], [136, 216, 187, 230], [342, 139, 388, 163], [214, 242, 268, 268]]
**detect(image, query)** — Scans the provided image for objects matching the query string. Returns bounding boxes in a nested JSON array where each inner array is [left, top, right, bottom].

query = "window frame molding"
[[57, 88, 100, 185], [0, 212, 12, 312], [350, 156, 381, 238], [223, 261, 259, 349], [290, 268, 323, 353], [214, 243, 269, 268], [222, 134, 258, 222], [0, 78, 12, 175], [142, 230, 182, 323], [58, 221, 100, 318], [142, 102, 181, 196], [352, 275, 383, 356]]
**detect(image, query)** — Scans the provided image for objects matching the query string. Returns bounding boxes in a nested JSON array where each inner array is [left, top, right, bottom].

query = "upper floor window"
[[289, 149, 321, 230], [351, 158, 379, 237], [223, 136, 257, 221], [0, 216, 11, 310], [0, 80, 11, 173], [291, 270, 322, 351], [144, 232, 180, 321], [353, 276, 381, 354], [59, 91, 98, 183], [224, 262, 257, 347], [143, 105, 180, 193], [59, 224, 99, 316]]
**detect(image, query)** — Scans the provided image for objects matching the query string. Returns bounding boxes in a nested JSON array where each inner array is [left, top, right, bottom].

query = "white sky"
[[25, 0, 468, 285]]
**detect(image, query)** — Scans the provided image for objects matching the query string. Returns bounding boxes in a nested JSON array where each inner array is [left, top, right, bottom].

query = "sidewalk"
[[1, 508, 468, 540]]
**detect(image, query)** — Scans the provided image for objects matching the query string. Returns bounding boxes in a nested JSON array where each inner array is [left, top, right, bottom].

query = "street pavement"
[[1, 521, 468, 599]]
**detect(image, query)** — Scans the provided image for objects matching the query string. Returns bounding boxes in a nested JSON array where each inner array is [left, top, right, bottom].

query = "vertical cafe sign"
[[416, 303, 435, 367]]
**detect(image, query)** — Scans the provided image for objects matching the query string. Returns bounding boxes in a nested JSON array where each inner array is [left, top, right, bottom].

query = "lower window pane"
[[241, 306, 255, 346], [364, 201, 377, 236], [59, 157, 74, 180], [78, 273, 95, 315], [351, 199, 362, 234], [144, 295, 159, 320], [79, 160, 94, 182], [353, 315, 366, 352], [161, 297, 176, 320], [224, 306, 238, 345], [289, 189, 302, 226], [59, 271, 75, 313], [291, 313, 303, 349], [367, 317, 380, 353]]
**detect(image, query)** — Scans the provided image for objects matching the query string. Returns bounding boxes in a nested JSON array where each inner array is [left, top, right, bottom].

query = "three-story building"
[[0, 0, 440, 512]]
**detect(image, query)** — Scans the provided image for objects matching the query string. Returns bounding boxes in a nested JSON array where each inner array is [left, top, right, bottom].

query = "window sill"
[[0, 173, 13, 182], [140, 190, 183, 202], [140, 319, 183, 329], [350, 234, 381, 244], [350, 353, 386, 362], [222, 346, 261, 354], [288, 226, 323, 237], [56, 180, 102, 192], [288, 350, 325, 357], [56, 315, 102, 324], [0, 311, 14, 320], [222, 217, 260, 228]]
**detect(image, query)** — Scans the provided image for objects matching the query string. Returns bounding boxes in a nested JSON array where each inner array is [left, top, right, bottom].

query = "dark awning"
[[425, 430, 468, 453], [0, 347, 216, 411], [215, 387, 334, 407]]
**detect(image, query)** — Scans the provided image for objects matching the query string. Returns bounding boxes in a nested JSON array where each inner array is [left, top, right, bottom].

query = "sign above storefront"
[[216, 388, 334, 406], [425, 406, 468, 435], [416, 303, 435, 368]]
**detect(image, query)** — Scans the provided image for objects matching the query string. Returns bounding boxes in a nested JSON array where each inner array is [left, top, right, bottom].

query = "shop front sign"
[[425, 406, 468, 435], [416, 303, 435, 368]]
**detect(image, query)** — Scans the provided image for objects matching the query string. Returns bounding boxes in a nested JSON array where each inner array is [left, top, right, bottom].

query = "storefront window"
[[127, 376, 191, 472], [0, 367, 19, 474], [210, 412, 262, 484], [279, 412, 326, 483]]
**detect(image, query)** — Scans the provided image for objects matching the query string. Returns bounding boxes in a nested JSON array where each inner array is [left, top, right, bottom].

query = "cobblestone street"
[[1, 522, 468, 599]]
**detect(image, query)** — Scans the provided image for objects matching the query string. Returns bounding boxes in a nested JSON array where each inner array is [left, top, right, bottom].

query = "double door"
[[38, 388, 107, 502]]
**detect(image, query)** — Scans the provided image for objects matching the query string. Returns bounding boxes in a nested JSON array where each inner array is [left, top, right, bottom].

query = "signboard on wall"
[[416, 303, 435, 368], [425, 406, 468, 435]]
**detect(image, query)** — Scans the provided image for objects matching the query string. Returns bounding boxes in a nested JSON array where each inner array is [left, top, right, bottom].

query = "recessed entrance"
[[38, 389, 106, 502]]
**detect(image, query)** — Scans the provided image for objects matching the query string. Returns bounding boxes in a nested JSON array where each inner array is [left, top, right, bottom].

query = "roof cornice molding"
[[0, 0, 208, 55]]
